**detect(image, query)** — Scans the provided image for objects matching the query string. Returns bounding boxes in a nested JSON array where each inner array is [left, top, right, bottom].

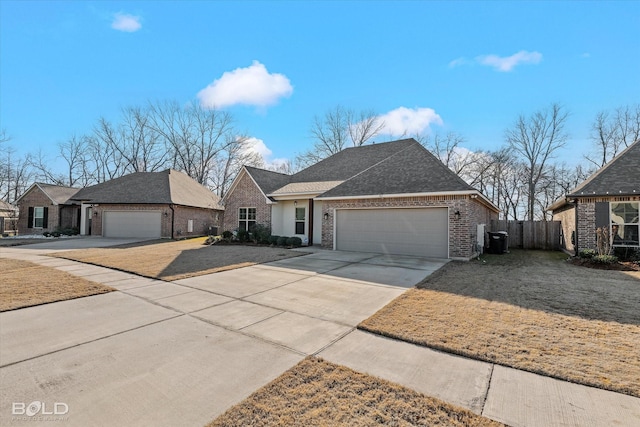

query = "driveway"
[[0, 248, 446, 426]]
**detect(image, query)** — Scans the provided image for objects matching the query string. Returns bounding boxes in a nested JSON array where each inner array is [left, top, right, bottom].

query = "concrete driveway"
[[0, 248, 445, 426]]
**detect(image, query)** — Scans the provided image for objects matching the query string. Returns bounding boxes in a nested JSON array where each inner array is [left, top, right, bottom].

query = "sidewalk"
[[318, 329, 640, 427], [2, 248, 639, 427]]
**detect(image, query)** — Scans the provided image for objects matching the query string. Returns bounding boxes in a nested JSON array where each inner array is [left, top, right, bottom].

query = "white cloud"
[[242, 137, 290, 170], [448, 57, 469, 68], [197, 61, 293, 109], [476, 50, 542, 72], [111, 12, 142, 32], [378, 107, 443, 136]]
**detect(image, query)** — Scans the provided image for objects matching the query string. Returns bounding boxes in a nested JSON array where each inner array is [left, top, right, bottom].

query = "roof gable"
[[244, 166, 291, 195], [71, 169, 222, 209], [16, 183, 80, 205], [568, 140, 640, 197], [318, 141, 474, 198]]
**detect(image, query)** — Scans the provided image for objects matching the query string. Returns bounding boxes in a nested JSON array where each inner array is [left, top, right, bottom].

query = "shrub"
[[222, 230, 233, 240], [250, 223, 271, 244], [287, 236, 302, 247], [613, 246, 640, 262], [51, 231, 61, 238], [269, 235, 280, 245], [592, 254, 618, 265], [277, 236, 288, 246], [42, 231, 51, 237], [55, 226, 79, 236], [578, 249, 596, 259], [236, 229, 249, 242]]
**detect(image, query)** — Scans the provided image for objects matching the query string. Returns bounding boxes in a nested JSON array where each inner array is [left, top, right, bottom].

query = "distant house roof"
[[568, 139, 640, 198], [16, 183, 80, 205], [71, 169, 223, 210], [0, 200, 17, 213]]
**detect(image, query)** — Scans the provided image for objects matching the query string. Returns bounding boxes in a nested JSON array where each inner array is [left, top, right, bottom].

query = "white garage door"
[[103, 211, 162, 238], [335, 208, 448, 258]]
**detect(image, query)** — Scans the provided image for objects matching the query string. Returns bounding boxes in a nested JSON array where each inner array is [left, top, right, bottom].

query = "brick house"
[[549, 139, 639, 254], [17, 169, 223, 239], [223, 138, 499, 260], [16, 183, 81, 235]]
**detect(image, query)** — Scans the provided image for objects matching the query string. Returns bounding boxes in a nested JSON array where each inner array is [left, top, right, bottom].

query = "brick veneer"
[[222, 171, 271, 233], [17, 187, 78, 235], [321, 195, 497, 259], [90, 203, 221, 239]]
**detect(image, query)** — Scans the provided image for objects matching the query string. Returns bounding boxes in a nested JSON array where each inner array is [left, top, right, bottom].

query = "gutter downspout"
[[169, 204, 175, 239]]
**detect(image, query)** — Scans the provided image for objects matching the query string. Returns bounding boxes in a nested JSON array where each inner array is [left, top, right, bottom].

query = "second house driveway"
[[0, 249, 446, 426]]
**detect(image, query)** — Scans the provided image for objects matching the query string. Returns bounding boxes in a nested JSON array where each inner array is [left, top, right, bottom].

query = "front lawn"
[[0, 258, 114, 311], [208, 357, 503, 427], [359, 250, 640, 398], [53, 238, 304, 280]]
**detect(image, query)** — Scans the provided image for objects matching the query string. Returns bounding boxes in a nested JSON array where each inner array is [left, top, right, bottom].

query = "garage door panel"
[[336, 208, 448, 258], [103, 211, 162, 238]]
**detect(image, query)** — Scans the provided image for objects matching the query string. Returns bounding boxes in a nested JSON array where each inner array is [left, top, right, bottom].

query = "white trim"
[[269, 192, 324, 200], [317, 190, 499, 213]]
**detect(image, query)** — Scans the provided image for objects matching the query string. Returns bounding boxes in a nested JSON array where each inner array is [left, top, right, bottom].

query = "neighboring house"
[[16, 183, 81, 235], [0, 200, 19, 235], [16, 169, 223, 239], [549, 139, 639, 254], [70, 169, 223, 239], [223, 138, 499, 260]]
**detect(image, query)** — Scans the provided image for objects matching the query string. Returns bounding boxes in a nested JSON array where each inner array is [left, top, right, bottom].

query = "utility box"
[[488, 231, 509, 254]]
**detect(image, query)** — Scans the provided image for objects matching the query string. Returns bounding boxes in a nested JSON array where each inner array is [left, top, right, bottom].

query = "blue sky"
[[1, 1, 639, 168]]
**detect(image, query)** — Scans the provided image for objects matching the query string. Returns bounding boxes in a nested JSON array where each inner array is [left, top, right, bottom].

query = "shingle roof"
[[291, 139, 417, 182], [318, 140, 474, 198], [38, 183, 81, 205], [0, 200, 17, 213], [71, 169, 222, 209], [568, 140, 640, 197], [244, 166, 291, 195]]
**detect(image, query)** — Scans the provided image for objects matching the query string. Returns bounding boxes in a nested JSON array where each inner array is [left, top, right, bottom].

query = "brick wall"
[[576, 201, 596, 251], [321, 195, 497, 259], [16, 187, 65, 235], [222, 171, 271, 233]]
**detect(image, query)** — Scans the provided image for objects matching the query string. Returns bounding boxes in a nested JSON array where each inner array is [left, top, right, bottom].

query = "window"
[[28, 206, 48, 229], [187, 219, 194, 233], [238, 207, 256, 231], [295, 207, 305, 235], [611, 202, 639, 246]]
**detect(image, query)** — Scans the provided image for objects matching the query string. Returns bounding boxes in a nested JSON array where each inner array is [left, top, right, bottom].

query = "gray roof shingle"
[[318, 140, 473, 198], [71, 169, 222, 209], [244, 166, 291, 195], [38, 183, 81, 205], [242, 138, 477, 199], [568, 140, 640, 197]]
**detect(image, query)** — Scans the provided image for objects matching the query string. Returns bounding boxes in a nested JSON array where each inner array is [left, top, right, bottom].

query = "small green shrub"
[[578, 249, 596, 259], [237, 229, 249, 242], [222, 230, 233, 240], [268, 235, 280, 245], [250, 223, 271, 244], [54, 226, 79, 236], [277, 236, 288, 246], [592, 254, 618, 264], [51, 231, 61, 238], [42, 231, 51, 237], [287, 237, 302, 247]]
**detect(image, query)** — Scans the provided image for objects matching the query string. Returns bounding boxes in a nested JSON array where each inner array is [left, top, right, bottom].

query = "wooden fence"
[[490, 220, 561, 250]]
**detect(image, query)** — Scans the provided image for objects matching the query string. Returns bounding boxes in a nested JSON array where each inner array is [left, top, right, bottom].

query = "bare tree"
[[210, 136, 263, 198], [586, 104, 640, 167], [505, 103, 569, 220], [58, 135, 93, 187], [296, 106, 383, 167]]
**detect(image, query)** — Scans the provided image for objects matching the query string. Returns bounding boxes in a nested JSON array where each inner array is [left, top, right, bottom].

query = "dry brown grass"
[[208, 357, 503, 427], [0, 258, 114, 311], [359, 250, 640, 398], [53, 238, 303, 280]]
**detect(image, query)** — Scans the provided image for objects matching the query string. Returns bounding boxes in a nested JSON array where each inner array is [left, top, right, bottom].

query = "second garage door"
[[103, 211, 162, 238], [335, 208, 448, 258]]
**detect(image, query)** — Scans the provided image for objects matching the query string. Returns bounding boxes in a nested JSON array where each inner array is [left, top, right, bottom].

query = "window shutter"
[[28, 207, 34, 229], [43, 207, 49, 229], [594, 202, 609, 228]]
